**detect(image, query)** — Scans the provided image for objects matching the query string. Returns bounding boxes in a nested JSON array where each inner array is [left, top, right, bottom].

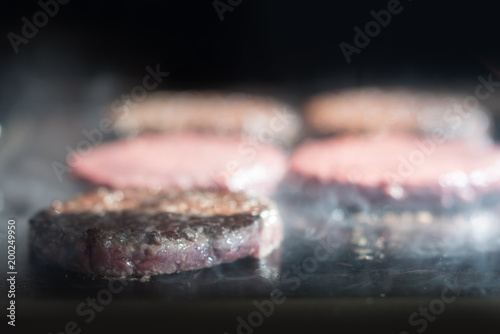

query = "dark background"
[[1, 0, 499, 88]]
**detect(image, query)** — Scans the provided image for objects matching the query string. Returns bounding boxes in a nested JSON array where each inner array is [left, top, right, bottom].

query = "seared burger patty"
[[29, 188, 283, 277]]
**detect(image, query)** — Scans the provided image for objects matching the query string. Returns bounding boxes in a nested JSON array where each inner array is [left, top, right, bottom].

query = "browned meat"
[[29, 188, 283, 277]]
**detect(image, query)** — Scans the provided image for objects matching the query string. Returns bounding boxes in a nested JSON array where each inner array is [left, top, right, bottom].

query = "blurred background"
[[1, 0, 500, 136], [1, 0, 500, 93]]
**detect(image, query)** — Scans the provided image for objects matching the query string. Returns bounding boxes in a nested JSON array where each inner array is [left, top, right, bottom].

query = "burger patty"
[[29, 188, 283, 277], [112, 91, 302, 146], [304, 88, 491, 140], [70, 133, 288, 196], [289, 134, 500, 210]]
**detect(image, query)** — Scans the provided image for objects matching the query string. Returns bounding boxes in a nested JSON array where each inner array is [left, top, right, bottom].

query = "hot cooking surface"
[[2, 84, 500, 333], [11, 202, 500, 301]]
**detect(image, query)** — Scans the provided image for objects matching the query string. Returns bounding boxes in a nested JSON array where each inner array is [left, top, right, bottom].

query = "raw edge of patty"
[[288, 134, 500, 210], [70, 133, 288, 196], [29, 188, 283, 277]]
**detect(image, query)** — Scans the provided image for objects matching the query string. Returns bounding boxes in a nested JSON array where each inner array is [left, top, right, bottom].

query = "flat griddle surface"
[[2, 88, 500, 333]]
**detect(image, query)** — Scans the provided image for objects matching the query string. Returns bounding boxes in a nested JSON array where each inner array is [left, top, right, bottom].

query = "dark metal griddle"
[[1, 82, 500, 333]]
